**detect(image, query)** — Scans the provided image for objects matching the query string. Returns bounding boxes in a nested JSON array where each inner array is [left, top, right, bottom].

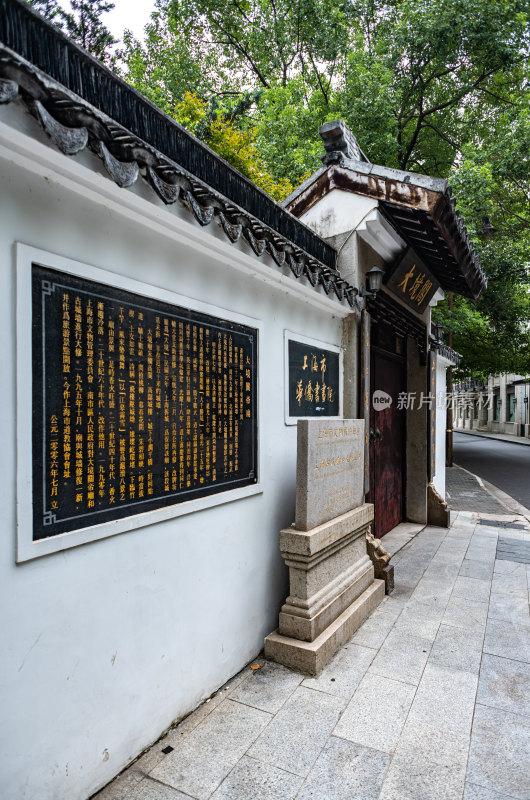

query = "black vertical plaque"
[[288, 339, 340, 418], [32, 265, 258, 540]]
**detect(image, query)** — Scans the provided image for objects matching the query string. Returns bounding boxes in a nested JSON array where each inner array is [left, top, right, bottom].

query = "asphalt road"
[[453, 432, 530, 510]]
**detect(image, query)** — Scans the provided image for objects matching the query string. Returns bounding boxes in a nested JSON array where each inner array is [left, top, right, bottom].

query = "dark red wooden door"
[[369, 349, 405, 537]]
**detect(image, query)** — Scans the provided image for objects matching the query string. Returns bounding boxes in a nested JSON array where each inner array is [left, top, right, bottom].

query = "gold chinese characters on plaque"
[[32, 265, 258, 541], [386, 251, 440, 314]]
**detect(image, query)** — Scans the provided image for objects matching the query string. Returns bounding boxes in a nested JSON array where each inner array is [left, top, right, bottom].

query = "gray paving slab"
[[228, 661, 302, 714], [247, 686, 345, 777], [333, 672, 416, 753], [94, 770, 150, 800], [379, 718, 470, 800], [445, 533, 474, 545], [496, 536, 530, 565], [429, 623, 484, 673], [442, 596, 489, 632], [464, 783, 517, 800], [126, 779, 194, 800], [350, 610, 399, 650], [491, 571, 529, 599], [497, 552, 530, 564], [409, 578, 455, 608], [95, 734, 185, 800], [162, 664, 260, 748], [466, 704, 530, 800], [470, 546, 500, 558], [301, 642, 375, 699], [470, 533, 498, 547], [488, 592, 530, 625], [465, 555, 497, 571], [483, 617, 530, 663], [149, 700, 271, 800], [422, 562, 462, 582], [433, 541, 469, 556], [377, 594, 409, 619], [452, 575, 491, 603], [209, 756, 303, 800], [389, 580, 418, 603], [296, 736, 391, 800], [494, 559, 528, 575], [471, 531, 500, 544], [392, 563, 425, 587], [496, 547, 530, 566], [97, 508, 530, 800], [392, 599, 445, 641], [459, 559, 494, 581], [477, 653, 530, 718], [407, 662, 478, 735], [369, 629, 432, 685]]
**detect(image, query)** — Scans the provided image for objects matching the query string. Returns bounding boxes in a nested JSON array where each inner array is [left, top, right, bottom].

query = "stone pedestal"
[[265, 503, 384, 675], [265, 580, 384, 676]]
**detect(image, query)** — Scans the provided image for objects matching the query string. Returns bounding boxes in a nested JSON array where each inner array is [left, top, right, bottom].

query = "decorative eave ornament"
[[285, 120, 487, 302]]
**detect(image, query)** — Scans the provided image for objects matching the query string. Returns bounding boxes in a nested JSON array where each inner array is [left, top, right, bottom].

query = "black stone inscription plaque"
[[32, 265, 258, 541], [288, 339, 340, 418], [386, 250, 440, 314]]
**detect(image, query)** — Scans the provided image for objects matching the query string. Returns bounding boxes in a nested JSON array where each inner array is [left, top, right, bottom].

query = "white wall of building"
[[0, 118, 346, 800], [434, 355, 451, 497]]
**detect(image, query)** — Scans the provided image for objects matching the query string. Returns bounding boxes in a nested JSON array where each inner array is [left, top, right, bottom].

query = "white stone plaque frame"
[[15, 243, 264, 562], [284, 330, 343, 426]]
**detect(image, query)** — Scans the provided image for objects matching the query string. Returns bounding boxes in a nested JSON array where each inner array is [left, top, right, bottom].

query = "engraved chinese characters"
[[33, 265, 258, 540], [288, 339, 340, 418], [295, 419, 364, 531], [386, 251, 440, 314]]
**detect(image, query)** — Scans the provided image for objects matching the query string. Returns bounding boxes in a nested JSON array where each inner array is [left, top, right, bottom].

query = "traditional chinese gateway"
[[0, 2, 485, 799]]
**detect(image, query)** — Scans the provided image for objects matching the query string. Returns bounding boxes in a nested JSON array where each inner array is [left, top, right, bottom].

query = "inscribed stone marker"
[[295, 419, 364, 531]]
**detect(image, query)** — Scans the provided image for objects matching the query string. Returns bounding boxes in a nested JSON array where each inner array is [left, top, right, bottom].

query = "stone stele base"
[[264, 503, 385, 676]]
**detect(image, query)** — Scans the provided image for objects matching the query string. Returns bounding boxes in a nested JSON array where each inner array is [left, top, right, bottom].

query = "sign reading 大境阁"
[[295, 419, 364, 531], [386, 250, 440, 314], [32, 265, 258, 541], [287, 338, 340, 418]]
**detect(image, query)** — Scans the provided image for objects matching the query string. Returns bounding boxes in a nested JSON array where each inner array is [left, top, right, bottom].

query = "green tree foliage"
[[101, 1, 530, 376], [26, 0, 64, 25], [121, 0, 529, 177], [62, 0, 117, 65], [118, 0, 530, 377], [26, 0, 117, 65], [433, 104, 530, 379]]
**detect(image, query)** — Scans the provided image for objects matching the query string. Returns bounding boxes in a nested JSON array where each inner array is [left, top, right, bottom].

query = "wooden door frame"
[[367, 339, 407, 534]]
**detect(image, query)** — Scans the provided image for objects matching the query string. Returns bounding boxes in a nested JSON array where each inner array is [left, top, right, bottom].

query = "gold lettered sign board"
[[31, 264, 258, 541], [386, 250, 440, 314]]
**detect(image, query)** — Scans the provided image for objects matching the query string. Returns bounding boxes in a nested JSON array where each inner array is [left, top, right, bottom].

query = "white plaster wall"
[[300, 188, 378, 239], [434, 357, 448, 497], [0, 149, 343, 799]]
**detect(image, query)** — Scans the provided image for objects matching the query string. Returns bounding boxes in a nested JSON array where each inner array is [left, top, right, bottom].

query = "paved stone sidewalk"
[[446, 466, 509, 514], [95, 512, 530, 800]]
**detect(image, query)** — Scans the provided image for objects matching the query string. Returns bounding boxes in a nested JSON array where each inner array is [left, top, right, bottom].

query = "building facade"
[[0, 3, 486, 799], [453, 374, 530, 438], [284, 120, 485, 535]]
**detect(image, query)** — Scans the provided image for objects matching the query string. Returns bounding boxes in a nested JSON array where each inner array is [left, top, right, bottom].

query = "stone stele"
[[295, 419, 365, 532], [265, 419, 384, 676]]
